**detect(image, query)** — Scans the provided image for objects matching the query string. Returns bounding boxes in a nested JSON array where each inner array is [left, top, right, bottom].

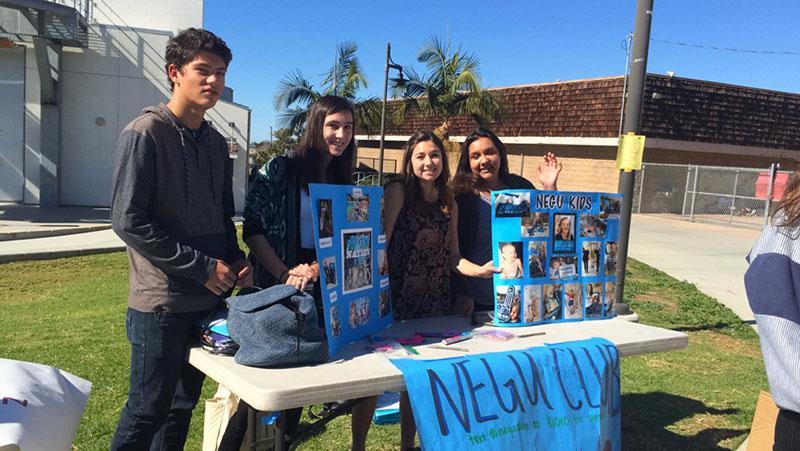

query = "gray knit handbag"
[[227, 285, 328, 367]]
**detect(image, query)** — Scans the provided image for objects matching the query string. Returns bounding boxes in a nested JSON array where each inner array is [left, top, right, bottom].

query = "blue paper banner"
[[309, 184, 393, 357], [492, 190, 622, 326], [392, 338, 621, 451]]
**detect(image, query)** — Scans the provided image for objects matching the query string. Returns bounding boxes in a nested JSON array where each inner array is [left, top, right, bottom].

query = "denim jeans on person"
[[111, 307, 211, 451]]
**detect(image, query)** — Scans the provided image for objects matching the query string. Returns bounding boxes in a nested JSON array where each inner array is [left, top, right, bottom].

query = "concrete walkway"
[[629, 214, 760, 323], [0, 203, 111, 240]]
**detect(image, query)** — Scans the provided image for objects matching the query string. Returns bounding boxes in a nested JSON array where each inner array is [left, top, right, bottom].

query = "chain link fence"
[[632, 162, 791, 229]]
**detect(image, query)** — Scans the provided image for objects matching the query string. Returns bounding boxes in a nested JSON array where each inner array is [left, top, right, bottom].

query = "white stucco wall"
[[51, 4, 249, 210], [207, 100, 251, 211], [93, 0, 203, 34], [59, 26, 173, 207], [23, 46, 42, 204]]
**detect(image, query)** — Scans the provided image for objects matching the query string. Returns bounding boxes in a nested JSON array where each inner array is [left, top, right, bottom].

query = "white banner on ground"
[[0, 358, 92, 451]]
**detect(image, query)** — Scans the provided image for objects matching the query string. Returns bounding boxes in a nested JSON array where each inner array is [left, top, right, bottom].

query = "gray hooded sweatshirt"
[[111, 104, 245, 312]]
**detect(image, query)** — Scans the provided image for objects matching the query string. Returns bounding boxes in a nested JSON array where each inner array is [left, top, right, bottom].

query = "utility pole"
[[615, 0, 654, 313]]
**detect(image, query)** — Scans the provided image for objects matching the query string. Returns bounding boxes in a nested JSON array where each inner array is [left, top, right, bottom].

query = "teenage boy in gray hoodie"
[[110, 28, 252, 450]]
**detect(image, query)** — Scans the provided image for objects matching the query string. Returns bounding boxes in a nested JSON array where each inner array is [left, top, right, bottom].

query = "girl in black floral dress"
[[380, 131, 497, 449]]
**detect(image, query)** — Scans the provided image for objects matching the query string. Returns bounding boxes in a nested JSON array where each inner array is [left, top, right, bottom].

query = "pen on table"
[[442, 334, 472, 345], [403, 345, 420, 355], [428, 344, 469, 352], [516, 331, 546, 338]]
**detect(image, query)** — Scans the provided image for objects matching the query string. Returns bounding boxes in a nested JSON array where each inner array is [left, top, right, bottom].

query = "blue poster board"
[[491, 190, 622, 326], [391, 338, 621, 451], [309, 184, 393, 356]]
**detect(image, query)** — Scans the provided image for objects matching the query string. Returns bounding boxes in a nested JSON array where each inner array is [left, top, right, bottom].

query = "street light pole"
[[378, 42, 404, 186], [615, 0, 654, 312], [378, 43, 391, 185]]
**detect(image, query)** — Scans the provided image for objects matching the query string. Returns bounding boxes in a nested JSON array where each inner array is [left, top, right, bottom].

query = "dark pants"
[[774, 409, 800, 451], [111, 308, 209, 451]]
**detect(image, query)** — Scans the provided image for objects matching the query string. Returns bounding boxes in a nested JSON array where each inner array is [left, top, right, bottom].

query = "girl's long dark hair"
[[772, 171, 800, 228], [450, 127, 513, 195], [399, 131, 452, 215], [294, 95, 356, 188]]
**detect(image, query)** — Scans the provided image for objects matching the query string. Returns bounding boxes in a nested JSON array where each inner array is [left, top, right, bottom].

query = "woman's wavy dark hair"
[[398, 131, 452, 215], [772, 171, 800, 228], [294, 95, 356, 188], [450, 127, 512, 195]]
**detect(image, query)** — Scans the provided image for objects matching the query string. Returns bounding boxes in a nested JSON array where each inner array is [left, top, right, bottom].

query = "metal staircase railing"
[[0, 0, 90, 47]]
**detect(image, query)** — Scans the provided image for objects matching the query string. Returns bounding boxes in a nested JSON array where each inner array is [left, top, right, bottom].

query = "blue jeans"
[[111, 308, 210, 451]]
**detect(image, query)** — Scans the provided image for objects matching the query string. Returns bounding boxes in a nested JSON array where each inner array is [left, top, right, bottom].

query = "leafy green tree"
[[394, 36, 501, 140], [274, 42, 382, 135], [252, 128, 297, 166]]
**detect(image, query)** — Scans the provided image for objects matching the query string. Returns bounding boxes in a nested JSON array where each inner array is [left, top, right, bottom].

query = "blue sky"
[[204, 1, 800, 142]]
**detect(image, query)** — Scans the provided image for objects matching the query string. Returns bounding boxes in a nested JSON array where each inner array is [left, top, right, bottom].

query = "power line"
[[650, 37, 800, 56]]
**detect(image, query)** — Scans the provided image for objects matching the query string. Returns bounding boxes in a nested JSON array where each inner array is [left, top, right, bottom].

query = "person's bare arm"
[[244, 234, 289, 282], [383, 181, 405, 247]]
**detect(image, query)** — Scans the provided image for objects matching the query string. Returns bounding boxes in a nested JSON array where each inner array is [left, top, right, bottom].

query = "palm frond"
[[274, 70, 319, 110], [322, 41, 367, 98], [277, 107, 309, 136], [353, 97, 383, 135]]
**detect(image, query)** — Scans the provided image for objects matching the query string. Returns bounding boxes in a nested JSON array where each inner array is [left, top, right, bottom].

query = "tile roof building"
[[356, 74, 800, 192]]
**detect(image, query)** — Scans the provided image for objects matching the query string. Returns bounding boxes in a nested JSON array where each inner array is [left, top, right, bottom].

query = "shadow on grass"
[[670, 322, 734, 332], [622, 392, 747, 450]]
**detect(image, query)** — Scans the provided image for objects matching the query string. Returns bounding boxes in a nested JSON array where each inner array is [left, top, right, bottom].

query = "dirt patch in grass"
[[636, 292, 679, 314], [700, 330, 763, 359]]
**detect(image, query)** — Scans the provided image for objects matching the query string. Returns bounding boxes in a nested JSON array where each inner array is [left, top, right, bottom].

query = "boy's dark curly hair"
[[165, 28, 232, 91]]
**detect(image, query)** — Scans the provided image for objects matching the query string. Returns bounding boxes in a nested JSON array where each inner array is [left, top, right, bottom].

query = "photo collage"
[[492, 190, 621, 326], [309, 184, 392, 357]]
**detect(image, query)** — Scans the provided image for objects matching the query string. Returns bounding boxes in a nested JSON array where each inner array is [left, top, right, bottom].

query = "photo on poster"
[[348, 297, 370, 330], [521, 212, 549, 237], [378, 249, 388, 276], [564, 283, 583, 319], [342, 229, 373, 294], [605, 241, 618, 275], [549, 256, 578, 280], [600, 195, 621, 219], [543, 284, 562, 320], [585, 282, 603, 318], [322, 256, 337, 290], [495, 192, 531, 217], [582, 241, 602, 277], [379, 288, 391, 317], [552, 213, 576, 254], [498, 241, 523, 279], [605, 281, 617, 317], [579, 214, 607, 238], [346, 193, 370, 223], [329, 305, 341, 337], [528, 241, 547, 278], [523, 285, 542, 322], [495, 285, 522, 323], [318, 199, 334, 247]]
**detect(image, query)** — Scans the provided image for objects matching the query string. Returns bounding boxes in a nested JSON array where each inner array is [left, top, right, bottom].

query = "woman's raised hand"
[[537, 152, 562, 190]]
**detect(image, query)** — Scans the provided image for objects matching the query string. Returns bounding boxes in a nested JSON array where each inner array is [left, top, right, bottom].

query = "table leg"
[[274, 410, 287, 451]]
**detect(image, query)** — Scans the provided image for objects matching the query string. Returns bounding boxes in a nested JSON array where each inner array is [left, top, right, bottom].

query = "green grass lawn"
[[0, 250, 767, 450]]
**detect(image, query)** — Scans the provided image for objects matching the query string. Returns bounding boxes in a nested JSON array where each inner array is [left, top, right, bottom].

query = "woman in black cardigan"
[[451, 127, 562, 312]]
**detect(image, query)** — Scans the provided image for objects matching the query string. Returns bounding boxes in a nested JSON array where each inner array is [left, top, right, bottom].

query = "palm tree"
[[393, 36, 501, 139], [274, 42, 382, 135]]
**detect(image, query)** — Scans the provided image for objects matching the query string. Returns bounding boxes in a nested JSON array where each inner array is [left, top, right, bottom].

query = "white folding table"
[[190, 316, 687, 449]]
